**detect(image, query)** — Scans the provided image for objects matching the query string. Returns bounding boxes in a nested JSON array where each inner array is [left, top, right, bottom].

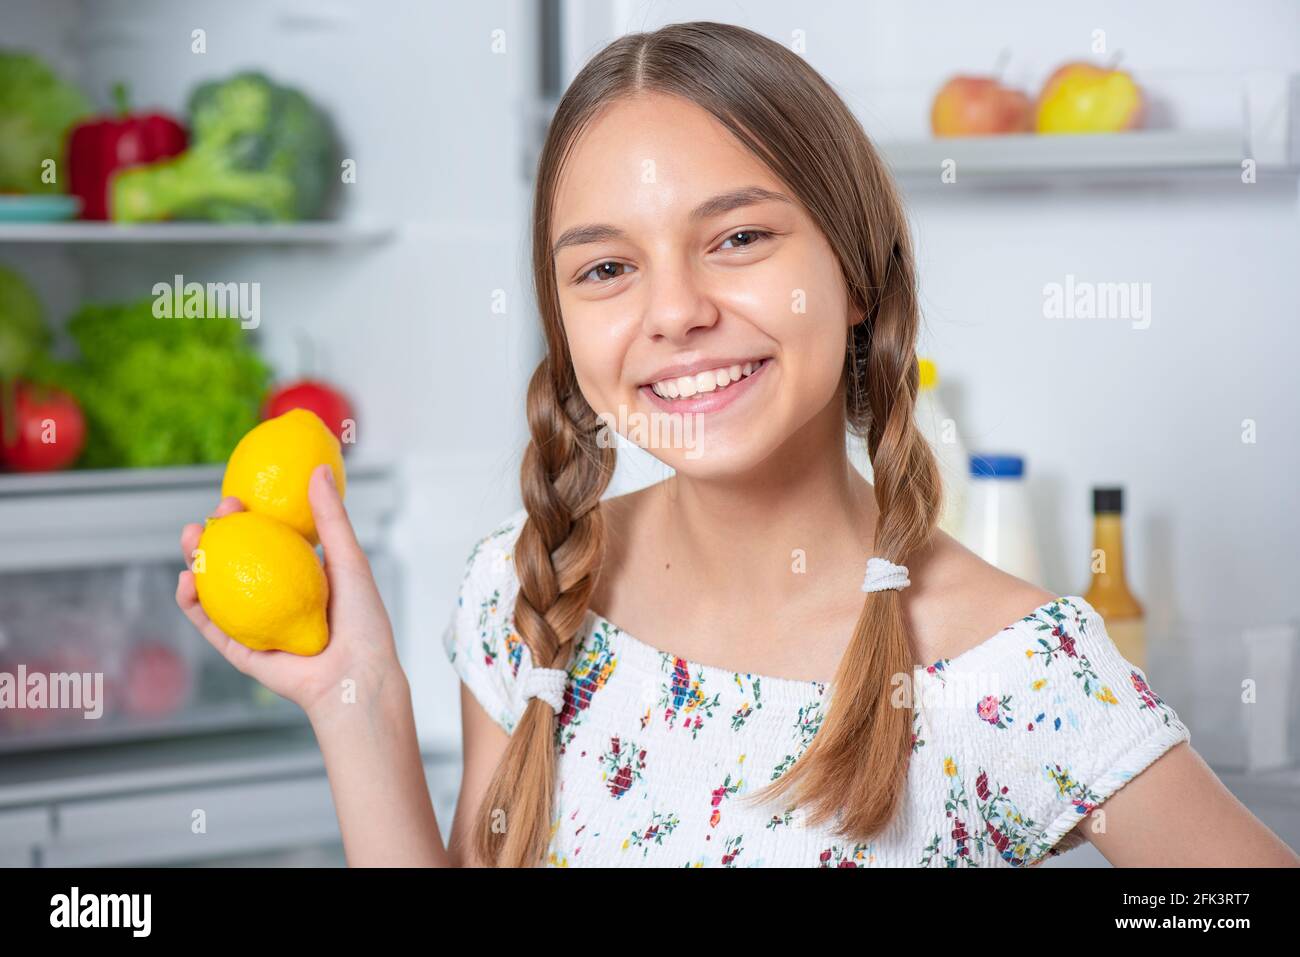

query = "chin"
[[648, 432, 781, 480]]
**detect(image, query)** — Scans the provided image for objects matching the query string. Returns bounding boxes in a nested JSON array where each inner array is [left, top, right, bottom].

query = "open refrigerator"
[[0, 0, 541, 865]]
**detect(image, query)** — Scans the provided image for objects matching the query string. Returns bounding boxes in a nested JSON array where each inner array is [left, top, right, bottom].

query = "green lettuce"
[[34, 298, 271, 468]]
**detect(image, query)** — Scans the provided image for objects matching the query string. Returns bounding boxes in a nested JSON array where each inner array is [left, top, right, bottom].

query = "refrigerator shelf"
[[0, 221, 397, 245], [0, 700, 305, 758], [880, 129, 1263, 184], [0, 462, 400, 572]]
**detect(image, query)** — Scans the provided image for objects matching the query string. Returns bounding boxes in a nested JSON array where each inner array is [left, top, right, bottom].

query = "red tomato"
[[1, 382, 86, 472], [263, 380, 356, 447]]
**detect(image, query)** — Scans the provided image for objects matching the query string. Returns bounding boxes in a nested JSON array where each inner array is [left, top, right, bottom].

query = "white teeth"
[[649, 359, 765, 400]]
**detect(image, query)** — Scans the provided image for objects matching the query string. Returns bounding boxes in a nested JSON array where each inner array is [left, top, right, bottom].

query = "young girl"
[[177, 21, 1298, 868]]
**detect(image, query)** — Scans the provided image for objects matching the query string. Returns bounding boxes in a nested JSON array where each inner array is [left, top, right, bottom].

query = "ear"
[[846, 296, 868, 330]]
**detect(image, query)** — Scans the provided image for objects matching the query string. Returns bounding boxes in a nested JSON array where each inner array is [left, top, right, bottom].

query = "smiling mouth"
[[645, 359, 770, 401]]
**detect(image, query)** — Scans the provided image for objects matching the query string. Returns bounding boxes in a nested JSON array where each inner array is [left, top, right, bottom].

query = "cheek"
[[559, 296, 639, 410], [711, 253, 848, 389]]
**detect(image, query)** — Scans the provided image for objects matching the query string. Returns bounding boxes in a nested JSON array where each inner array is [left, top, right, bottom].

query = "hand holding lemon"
[[194, 509, 330, 655], [175, 410, 400, 715]]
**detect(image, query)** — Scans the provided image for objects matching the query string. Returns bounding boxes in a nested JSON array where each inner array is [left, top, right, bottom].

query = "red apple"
[[932, 75, 1034, 137], [0, 381, 86, 472], [263, 379, 355, 448]]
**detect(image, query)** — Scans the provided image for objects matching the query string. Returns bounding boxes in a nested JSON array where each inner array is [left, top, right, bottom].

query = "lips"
[[639, 357, 772, 415], [647, 359, 767, 400]]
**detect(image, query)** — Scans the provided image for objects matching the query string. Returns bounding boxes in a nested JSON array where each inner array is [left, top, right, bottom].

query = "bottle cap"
[[969, 453, 1024, 478], [1093, 487, 1124, 514]]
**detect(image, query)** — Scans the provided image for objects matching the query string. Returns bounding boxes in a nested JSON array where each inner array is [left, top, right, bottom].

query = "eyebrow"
[[551, 186, 792, 255]]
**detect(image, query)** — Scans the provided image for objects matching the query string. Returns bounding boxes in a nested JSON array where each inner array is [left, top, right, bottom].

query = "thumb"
[[308, 463, 364, 570]]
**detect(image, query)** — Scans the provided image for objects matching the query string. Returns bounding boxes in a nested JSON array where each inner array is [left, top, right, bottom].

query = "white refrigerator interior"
[[0, 0, 1297, 866]]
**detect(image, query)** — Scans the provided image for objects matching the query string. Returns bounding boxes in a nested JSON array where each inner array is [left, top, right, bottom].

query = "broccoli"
[[111, 72, 338, 222], [0, 51, 92, 195]]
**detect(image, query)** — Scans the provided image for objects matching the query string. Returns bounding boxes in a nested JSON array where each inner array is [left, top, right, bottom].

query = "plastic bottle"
[[963, 453, 1044, 587], [913, 359, 969, 540], [1082, 487, 1146, 670], [847, 358, 970, 542]]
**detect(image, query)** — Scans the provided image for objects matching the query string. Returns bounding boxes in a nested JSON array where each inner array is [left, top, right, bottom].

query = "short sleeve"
[[955, 596, 1191, 867], [440, 508, 533, 735]]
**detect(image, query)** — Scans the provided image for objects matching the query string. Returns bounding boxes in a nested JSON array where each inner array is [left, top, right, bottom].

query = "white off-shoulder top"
[[442, 508, 1190, 867]]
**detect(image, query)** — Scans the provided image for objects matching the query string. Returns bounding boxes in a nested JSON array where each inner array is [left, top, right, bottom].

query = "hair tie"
[[862, 556, 910, 593], [522, 666, 569, 713]]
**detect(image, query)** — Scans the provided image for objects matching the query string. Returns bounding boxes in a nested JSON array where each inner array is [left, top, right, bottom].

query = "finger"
[[308, 464, 365, 570], [180, 523, 203, 567], [211, 496, 245, 518], [176, 570, 256, 677], [182, 498, 245, 567]]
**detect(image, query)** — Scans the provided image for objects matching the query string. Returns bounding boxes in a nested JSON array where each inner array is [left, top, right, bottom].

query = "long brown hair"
[[473, 20, 942, 867]]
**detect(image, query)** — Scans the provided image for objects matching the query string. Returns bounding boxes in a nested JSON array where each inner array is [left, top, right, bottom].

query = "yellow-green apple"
[[1036, 61, 1144, 133]]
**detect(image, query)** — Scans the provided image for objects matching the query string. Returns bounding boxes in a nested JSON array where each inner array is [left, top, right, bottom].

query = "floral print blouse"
[[441, 508, 1191, 867]]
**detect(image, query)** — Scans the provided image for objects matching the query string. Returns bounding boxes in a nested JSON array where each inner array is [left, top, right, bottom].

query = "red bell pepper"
[[68, 83, 187, 220]]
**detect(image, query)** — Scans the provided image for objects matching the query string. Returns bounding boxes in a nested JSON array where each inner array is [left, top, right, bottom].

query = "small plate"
[[0, 194, 82, 222]]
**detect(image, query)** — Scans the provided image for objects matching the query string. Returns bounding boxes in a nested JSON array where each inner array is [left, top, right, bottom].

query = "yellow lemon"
[[221, 408, 345, 545], [193, 511, 330, 655]]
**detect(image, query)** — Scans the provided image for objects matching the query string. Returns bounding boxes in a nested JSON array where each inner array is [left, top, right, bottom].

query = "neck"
[[650, 397, 881, 605]]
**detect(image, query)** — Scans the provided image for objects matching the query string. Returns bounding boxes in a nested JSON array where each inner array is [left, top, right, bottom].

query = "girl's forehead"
[[552, 94, 785, 228]]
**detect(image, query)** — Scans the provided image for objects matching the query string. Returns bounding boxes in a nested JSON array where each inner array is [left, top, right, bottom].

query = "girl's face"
[[551, 92, 858, 478]]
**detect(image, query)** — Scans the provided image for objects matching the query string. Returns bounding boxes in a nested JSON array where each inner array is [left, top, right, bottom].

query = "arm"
[[1084, 741, 1300, 866], [442, 686, 512, 867], [288, 609, 513, 865], [175, 465, 483, 867], [307, 666, 450, 866]]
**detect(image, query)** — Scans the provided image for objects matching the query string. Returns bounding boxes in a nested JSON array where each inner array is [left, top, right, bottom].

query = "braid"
[[472, 353, 613, 867], [745, 224, 943, 840]]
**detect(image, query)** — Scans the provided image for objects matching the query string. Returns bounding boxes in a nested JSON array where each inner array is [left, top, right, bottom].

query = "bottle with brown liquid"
[[1083, 487, 1146, 671]]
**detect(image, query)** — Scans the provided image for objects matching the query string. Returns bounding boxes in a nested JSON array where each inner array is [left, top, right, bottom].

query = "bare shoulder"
[[906, 527, 1059, 663]]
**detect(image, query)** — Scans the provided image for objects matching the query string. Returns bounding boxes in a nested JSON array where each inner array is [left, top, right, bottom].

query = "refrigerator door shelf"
[[0, 463, 399, 573]]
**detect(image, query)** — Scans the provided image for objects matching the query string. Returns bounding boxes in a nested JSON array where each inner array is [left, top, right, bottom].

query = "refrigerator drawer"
[[45, 775, 341, 867], [0, 806, 52, 867]]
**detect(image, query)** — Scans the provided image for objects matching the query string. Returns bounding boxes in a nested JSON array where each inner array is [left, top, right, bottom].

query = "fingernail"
[[322, 465, 336, 489]]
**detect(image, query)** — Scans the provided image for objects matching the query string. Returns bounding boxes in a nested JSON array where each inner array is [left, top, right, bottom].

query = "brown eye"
[[580, 261, 632, 284], [718, 229, 772, 250]]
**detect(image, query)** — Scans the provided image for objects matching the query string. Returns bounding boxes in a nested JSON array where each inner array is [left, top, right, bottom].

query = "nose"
[[640, 258, 720, 342]]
